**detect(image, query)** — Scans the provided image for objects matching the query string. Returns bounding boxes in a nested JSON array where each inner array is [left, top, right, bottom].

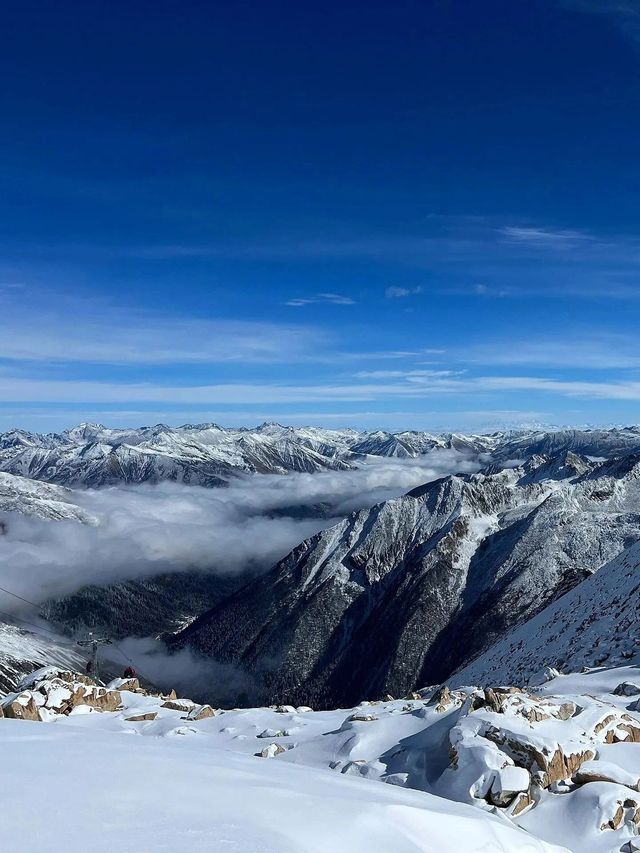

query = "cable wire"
[[0, 583, 155, 684]]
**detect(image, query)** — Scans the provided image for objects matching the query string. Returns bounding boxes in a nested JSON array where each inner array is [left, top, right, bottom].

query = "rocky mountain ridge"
[[172, 449, 640, 707]]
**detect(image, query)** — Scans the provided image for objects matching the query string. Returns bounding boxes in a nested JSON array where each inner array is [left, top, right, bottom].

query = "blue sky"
[[2, 0, 640, 433]]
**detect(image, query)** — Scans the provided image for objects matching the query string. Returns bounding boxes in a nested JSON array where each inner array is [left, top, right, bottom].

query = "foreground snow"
[[0, 720, 559, 853], [5, 666, 640, 852]]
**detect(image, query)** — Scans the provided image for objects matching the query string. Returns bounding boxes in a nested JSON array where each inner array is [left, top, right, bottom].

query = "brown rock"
[[484, 726, 595, 788], [257, 743, 286, 758], [161, 699, 195, 712], [556, 702, 577, 721], [600, 803, 624, 831], [125, 712, 157, 722], [509, 791, 534, 817], [186, 704, 216, 721], [2, 694, 40, 722]]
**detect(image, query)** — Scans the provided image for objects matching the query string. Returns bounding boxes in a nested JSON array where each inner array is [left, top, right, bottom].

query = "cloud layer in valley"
[[0, 450, 481, 610]]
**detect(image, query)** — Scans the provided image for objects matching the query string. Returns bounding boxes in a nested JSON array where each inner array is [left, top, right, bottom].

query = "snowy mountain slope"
[[0, 472, 97, 523], [0, 623, 85, 694], [172, 451, 640, 707], [2, 421, 639, 487], [452, 539, 640, 688]]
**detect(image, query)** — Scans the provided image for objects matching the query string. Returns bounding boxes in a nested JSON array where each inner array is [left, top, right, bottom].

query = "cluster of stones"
[[442, 680, 640, 832], [336, 679, 640, 840], [1, 670, 123, 721], [0, 668, 217, 724]]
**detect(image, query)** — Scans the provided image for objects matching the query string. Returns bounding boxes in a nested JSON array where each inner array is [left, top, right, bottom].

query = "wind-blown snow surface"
[[0, 696, 564, 853]]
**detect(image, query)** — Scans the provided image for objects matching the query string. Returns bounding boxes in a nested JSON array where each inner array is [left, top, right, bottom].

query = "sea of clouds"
[[0, 449, 482, 608]]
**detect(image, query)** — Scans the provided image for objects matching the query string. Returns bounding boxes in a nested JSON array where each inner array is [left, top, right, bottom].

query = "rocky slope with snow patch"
[[0, 471, 97, 523], [0, 623, 86, 694], [452, 538, 640, 688]]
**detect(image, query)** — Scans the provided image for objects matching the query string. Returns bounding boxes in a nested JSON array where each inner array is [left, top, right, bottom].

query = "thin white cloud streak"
[[0, 452, 479, 608], [464, 337, 640, 369], [285, 292, 356, 307], [0, 315, 329, 365], [2, 374, 640, 403], [499, 226, 594, 248]]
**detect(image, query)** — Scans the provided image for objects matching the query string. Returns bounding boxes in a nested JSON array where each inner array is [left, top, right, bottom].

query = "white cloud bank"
[[0, 450, 481, 609]]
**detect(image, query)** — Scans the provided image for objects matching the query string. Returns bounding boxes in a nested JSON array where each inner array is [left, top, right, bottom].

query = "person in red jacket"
[[123, 665, 137, 679]]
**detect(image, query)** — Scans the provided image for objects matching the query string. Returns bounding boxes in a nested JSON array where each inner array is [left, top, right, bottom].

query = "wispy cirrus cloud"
[[464, 335, 640, 369], [284, 292, 356, 307], [0, 288, 332, 366], [0, 315, 329, 365], [499, 226, 594, 248], [2, 373, 640, 405], [385, 285, 422, 299]]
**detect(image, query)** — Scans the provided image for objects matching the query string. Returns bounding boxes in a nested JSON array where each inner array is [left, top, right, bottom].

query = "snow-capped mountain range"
[[3, 420, 640, 486]]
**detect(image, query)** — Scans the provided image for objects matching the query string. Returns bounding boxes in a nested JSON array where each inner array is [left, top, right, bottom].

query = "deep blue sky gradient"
[[1, 0, 640, 432]]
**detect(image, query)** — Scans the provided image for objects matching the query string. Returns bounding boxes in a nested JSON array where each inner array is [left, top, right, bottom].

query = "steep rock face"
[[172, 455, 640, 707]]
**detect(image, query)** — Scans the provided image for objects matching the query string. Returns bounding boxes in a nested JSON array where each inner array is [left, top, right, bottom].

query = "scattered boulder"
[[489, 766, 530, 806], [107, 677, 140, 692], [257, 743, 286, 758], [2, 692, 40, 721], [161, 698, 195, 712], [601, 802, 625, 831], [573, 760, 640, 791], [186, 704, 216, 721], [125, 712, 157, 722], [613, 682, 640, 697]]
